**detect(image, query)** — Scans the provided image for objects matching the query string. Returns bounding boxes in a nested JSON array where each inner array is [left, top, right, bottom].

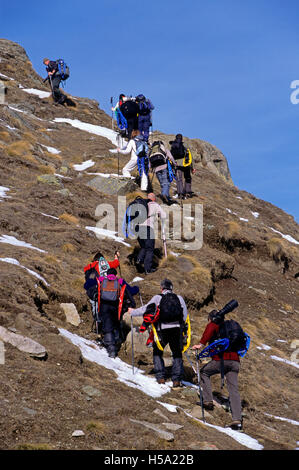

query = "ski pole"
[[162, 221, 167, 259], [110, 97, 114, 130], [196, 352, 205, 422], [184, 351, 197, 375], [131, 315, 135, 375]]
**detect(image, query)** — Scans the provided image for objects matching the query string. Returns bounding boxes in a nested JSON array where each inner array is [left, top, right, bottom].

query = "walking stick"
[[162, 221, 167, 259], [131, 315, 135, 375], [110, 97, 114, 130], [196, 352, 205, 422]]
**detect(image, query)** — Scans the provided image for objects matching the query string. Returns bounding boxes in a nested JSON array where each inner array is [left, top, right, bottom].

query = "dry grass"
[[22, 132, 37, 144], [182, 254, 212, 287], [220, 221, 241, 239], [59, 213, 79, 225], [0, 131, 11, 143], [38, 165, 55, 175], [86, 420, 106, 434], [5, 140, 33, 157], [45, 255, 59, 265], [71, 277, 85, 291], [16, 443, 52, 450], [266, 237, 287, 262], [61, 243, 77, 253]]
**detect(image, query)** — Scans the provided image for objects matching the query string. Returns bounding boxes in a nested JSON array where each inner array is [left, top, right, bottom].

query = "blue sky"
[[2, 0, 299, 222]]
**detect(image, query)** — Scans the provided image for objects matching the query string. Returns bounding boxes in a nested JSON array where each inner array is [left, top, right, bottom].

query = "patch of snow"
[[277, 340, 287, 343], [41, 144, 60, 154], [8, 106, 26, 114], [235, 196, 243, 200], [54, 118, 119, 146], [182, 409, 263, 450], [0, 186, 10, 201], [22, 88, 51, 99], [41, 212, 59, 220], [54, 173, 72, 180], [86, 226, 130, 247], [251, 211, 259, 218], [156, 402, 178, 413], [132, 277, 144, 283], [0, 258, 49, 286], [271, 355, 299, 369], [257, 344, 271, 351], [0, 73, 14, 80], [0, 235, 47, 253], [264, 413, 299, 426], [239, 217, 248, 222], [73, 160, 95, 171], [170, 251, 181, 257], [59, 329, 171, 398], [270, 227, 299, 245]]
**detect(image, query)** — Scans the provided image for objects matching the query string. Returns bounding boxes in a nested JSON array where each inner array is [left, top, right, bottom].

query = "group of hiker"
[[113, 94, 196, 204], [84, 248, 248, 432], [42, 57, 247, 432]]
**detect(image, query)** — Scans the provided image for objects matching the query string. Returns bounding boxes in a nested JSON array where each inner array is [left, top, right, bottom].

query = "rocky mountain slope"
[[0, 39, 298, 451]]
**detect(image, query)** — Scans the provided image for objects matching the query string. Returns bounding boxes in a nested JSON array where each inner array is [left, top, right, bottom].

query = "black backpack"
[[218, 319, 247, 353], [120, 100, 139, 119], [149, 141, 167, 168], [123, 197, 149, 238], [158, 293, 183, 324], [170, 141, 186, 161]]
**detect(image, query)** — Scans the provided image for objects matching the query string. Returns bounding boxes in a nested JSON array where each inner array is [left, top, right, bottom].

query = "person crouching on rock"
[[43, 58, 66, 105]]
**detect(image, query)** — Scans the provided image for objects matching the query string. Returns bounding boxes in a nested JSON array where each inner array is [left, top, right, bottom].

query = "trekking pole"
[[196, 352, 205, 422], [110, 97, 114, 130], [161, 220, 167, 259], [115, 250, 122, 277], [131, 315, 135, 375], [184, 351, 197, 375]]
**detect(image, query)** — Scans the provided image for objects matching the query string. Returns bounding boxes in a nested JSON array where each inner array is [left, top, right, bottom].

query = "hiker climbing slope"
[[148, 140, 177, 206], [43, 58, 69, 105], [192, 302, 246, 431], [135, 94, 154, 142], [128, 278, 188, 388], [98, 268, 136, 358], [169, 134, 195, 199], [119, 97, 139, 140]]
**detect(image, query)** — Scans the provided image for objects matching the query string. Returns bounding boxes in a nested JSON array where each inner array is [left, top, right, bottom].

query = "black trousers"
[[51, 75, 66, 103], [100, 302, 121, 355], [137, 226, 155, 272], [153, 327, 184, 382]]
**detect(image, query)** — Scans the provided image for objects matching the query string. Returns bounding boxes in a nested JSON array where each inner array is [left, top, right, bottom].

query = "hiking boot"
[[157, 378, 166, 385], [172, 381, 182, 389], [108, 351, 117, 359], [145, 268, 157, 274], [198, 401, 214, 411], [226, 420, 243, 432]]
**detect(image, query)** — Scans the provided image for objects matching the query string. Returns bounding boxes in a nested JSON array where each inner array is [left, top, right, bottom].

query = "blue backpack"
[[56, 59, 70, 80], [136, 94, 151, 116], [135, 137, 149, 158]]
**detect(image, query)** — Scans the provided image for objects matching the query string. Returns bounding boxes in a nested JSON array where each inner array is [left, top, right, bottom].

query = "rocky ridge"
[[0, 38, 298, 451]]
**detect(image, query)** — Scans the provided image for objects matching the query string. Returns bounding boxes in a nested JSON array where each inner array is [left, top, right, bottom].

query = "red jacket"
[[200, 322, 239, 362]]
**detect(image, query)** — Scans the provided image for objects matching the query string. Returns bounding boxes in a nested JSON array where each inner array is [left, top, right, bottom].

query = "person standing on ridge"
[[135, 94, 154, 143], [192, 310, 243, 431], [169, 134, 195, 199], [128, 278, 188, 388], [136, 193, 166, 274], [43, 58, 66, 105]]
